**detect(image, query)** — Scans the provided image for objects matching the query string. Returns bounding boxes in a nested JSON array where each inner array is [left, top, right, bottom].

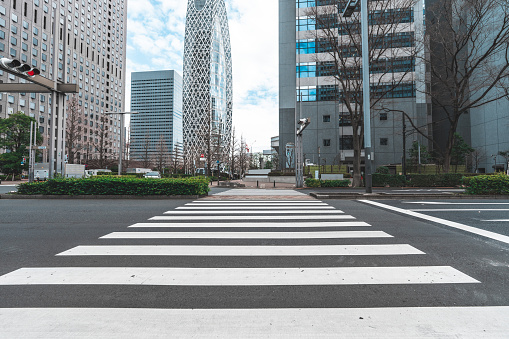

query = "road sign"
[[38, 146, 47, 150]]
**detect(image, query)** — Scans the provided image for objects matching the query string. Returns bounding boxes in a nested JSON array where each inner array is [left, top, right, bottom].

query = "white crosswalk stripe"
[[0, 195, 486, 337]]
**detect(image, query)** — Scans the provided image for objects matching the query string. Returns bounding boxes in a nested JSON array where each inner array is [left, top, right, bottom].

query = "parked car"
[[144, 171, 161, 179]]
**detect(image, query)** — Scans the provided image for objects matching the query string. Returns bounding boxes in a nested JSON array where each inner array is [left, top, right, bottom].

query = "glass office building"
[[130, 70, 183, 162], [183, 0, 232, 160]]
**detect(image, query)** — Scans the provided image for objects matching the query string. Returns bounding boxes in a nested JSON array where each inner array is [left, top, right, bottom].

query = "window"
[[380, 138, 388, 146], [323, 139, 331, 147], [380, 112, 388, 121], [323, 115, 331, 123], [339, 136, 354, 150]]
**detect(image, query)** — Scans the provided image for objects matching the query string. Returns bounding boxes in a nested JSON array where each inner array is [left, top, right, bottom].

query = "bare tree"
[[468, 148, 487, 173], [154, 135, 168, 173], [141, 133, 152, 169], [65, 96, 84, 164], [305, 0, 418, 186], [406, 0, 509, 172]]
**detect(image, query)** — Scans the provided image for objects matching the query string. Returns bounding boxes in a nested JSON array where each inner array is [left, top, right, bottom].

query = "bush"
[[305, 178, 321, 187], [304, 178, 350, 188], [464, 174, 509, 195], [17, 177, 210, 196], [376, 166, 390, 174], [372, 174, 407, 187]]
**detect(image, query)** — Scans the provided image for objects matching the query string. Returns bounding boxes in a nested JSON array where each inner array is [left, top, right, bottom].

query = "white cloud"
[[126, 0, 279, 152]]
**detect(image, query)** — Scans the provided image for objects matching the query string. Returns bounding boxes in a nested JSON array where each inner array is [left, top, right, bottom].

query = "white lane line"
[[410, 209, 509, 212], [56, 244, 424, 256], [0, 266, 477, 286], [481, 219, 509, 222], [177, 206, 335, 210], [163, 210, 345, 214], [100, 231, 392, 239], [213, 189, 306, 196], [405, 202, 509, 205], [150, 215, 356, 221], [2, 307, 507, 338], [361, 200, 509, 245], [129, 222, 372, 228]]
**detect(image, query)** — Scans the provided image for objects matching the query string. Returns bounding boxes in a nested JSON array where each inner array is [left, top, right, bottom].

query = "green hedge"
[[305, 178, 350, 188], [407, 174, 463, 187], [17, 177, 210, 196], [372, 174, 407, 187], [464, 174, 509, 195]]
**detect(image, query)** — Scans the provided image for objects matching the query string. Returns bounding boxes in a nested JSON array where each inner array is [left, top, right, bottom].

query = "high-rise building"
[[130, 70, 183, 164], [279, 0, 428, 171], [183, 0, 232, 161], [0, 0, 127, 169]]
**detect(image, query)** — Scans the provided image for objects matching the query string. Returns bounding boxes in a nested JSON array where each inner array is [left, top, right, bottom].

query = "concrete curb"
[[310, 192, 509, 200], [0, 194, 207, 200]]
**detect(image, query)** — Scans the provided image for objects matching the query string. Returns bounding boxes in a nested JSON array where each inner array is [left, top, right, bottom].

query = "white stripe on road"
[[164, 210, 344, 214], [56, 244, 424, 256], [2, 307, 507, 338], [100, 231, 392, 239], [129, 222, 372, 228], [213, 189, 306, 196], [405, 202, 509, 205], [411, 209, 509, 212], [150, 215, 356, 221], [186, 203, 328, 206], [0, 266, 476, 286], [361, 200, 509, 245], [188, 199, 326, 205], [481, 219, 509, 222], [177, 206, 335, 210]]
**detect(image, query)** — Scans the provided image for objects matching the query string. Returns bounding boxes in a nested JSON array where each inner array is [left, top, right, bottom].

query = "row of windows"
[[297, 83, 416, 102], [321, 137, 388, 148]]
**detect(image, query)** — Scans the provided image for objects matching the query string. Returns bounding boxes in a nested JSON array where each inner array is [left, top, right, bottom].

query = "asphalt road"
[[0, 193, 508, 336], [0, 185, 17, 194]]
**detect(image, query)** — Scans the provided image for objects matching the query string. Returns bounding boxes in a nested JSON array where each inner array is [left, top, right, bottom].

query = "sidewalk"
[[211, 179, 296, 189], [0, 180, 26, 186]]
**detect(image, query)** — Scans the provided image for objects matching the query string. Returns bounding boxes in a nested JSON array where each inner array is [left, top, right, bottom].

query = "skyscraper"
[[183, 0, 232, 164], [130, 70, 183, 165], [0, 0, 127, 170]]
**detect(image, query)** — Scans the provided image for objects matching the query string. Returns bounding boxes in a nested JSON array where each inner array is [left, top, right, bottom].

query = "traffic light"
[[0, 58, 40, 77], [200, 154, 204, 158]]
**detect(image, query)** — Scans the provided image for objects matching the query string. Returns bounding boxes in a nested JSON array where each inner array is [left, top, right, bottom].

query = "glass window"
[[0, 30, 4, 39], [380, 112, 388, 121], [380, 138, 388, 146], [323, 139, 331, 147], [10, 37, 17, 45], [11, 25, 17, 34], [323, 115, 331, 123]]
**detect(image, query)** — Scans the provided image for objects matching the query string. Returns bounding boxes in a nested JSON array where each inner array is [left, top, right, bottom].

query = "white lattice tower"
[[183, 0, 233, 162]]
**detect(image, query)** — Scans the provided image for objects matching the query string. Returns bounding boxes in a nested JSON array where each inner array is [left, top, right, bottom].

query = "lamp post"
[[105, 111, 138, 175], [342, 0, 372, 193]]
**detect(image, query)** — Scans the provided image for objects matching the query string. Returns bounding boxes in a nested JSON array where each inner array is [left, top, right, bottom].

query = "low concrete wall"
[[321, 174, 344, 180], [247, 169, 272, 175], [244, 176, 295, 184]]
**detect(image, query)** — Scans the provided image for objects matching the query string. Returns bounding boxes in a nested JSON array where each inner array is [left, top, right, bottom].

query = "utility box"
[[65, 164, 86, 178], [34, 163, 50, 181]]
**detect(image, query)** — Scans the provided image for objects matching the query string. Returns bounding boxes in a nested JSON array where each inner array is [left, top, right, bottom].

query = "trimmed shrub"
[[320, 179, 350, 187], [376, 166, 390, 174], [305, 178, 321, 187], [17, 177, 210, 196], [464, 174, 509, 195], [372, 174, 407, 187]]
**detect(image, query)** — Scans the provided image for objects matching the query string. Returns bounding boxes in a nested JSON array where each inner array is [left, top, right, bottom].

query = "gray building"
[[0, 0, 127, 168], [183, 0, 232, 161], [130, 70, 183, 163], [279, 0, 429, 172]]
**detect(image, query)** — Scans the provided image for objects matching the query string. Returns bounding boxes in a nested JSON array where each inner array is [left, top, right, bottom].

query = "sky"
[[125, 0, 279, 152]]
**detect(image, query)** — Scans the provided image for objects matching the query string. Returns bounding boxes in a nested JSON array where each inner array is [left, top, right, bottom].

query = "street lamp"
[[342, 0, 372, 193], [105, 111, 138, 175]]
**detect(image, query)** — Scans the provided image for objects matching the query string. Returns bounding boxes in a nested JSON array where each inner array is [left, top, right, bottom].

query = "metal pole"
[[119, 115, 124, 175], [29, 121, 33, 183], [402, 112, 406, 176], [361, 0, 372, 193]]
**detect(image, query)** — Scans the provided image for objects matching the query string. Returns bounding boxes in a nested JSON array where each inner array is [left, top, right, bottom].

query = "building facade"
[[183, 0, 232, 162], [0, 0, 127, 169], [279, 0, 429, 172], [130, 70, 183, 163]]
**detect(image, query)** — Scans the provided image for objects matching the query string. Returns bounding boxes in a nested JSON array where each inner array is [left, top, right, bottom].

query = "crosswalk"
[[0, 195, 507, 337]]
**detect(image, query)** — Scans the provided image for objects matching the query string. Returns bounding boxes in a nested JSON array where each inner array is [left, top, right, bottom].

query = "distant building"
[[183, 0, 233, 161], [130, 70, 183, 163]]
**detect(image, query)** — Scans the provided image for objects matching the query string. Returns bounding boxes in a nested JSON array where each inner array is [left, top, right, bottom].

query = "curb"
[[310, 192, 509, 200], [0, 194, 208, 200]]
